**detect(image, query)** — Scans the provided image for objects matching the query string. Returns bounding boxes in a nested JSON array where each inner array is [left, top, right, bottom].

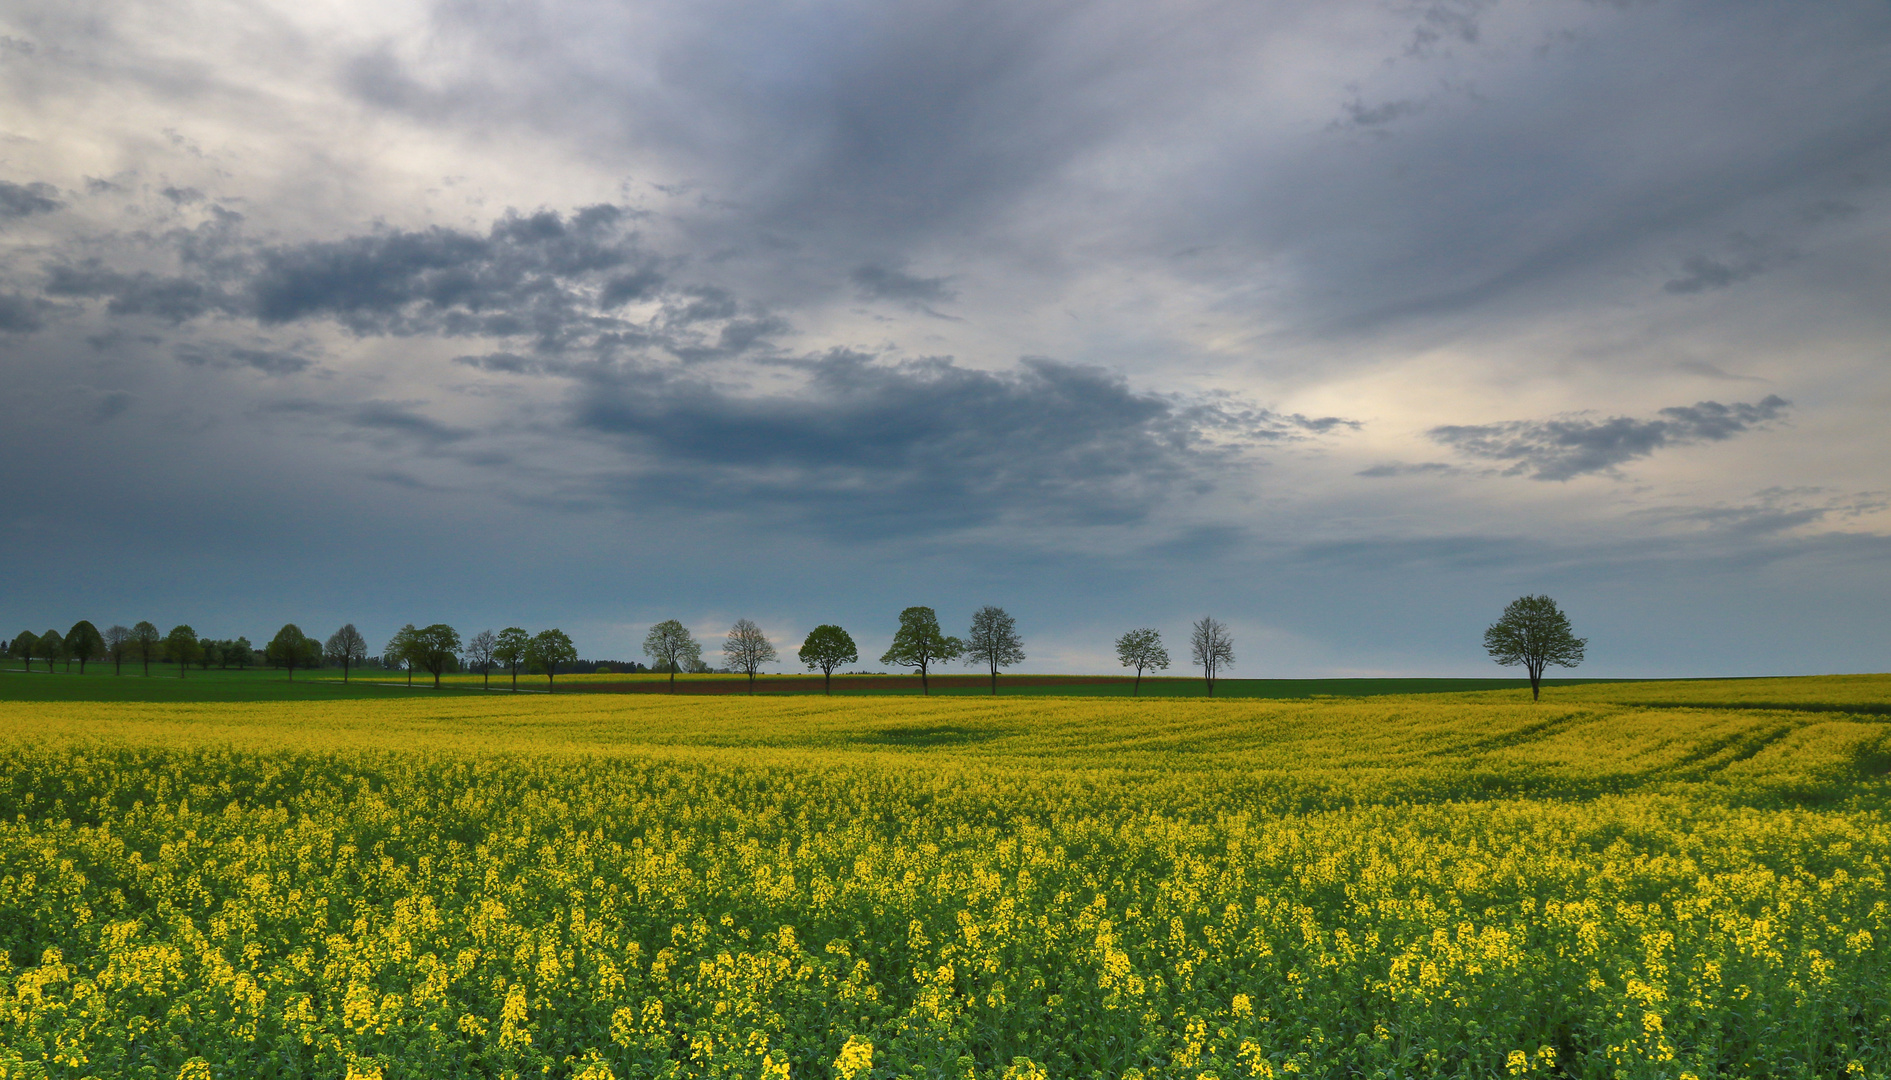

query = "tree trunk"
[[434, 668, 441, 689], [749, 670, 756, 694], [824, 669, 832, 695], [990, 665, 997, 695], [512, 667, 518, 691], [547, 671, 555, 694], [1133, 668, 1142, 696], [921, 664, 929, 695], [669, 666, 677, 693]]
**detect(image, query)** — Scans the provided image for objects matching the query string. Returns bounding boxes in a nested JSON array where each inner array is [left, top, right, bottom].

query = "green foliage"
[[528, 628, 579, 692], [493, 627, 531, 691], [266, 623, 312, 679], [880, 606, 964, 694], [643, 620, 701, 691], [8, 630, 38, 673], [798, 625, 859, 694], [1484, 595, 1587, 700], [411, 623, 464, 688], [1114, 628, 1170, 695], [64, 620, 104, 673], [131, 621, 161, 675], [163, 624, 199, 676]]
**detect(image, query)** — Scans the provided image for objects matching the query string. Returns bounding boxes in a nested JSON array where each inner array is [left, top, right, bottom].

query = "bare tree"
[[964, 606, 1024, 695], [1190, 616, 1234, 696], [1114, 628, 1170, 696], [722, 619, 778, 693], [465, 629, 497, 689], [1484, 594, 1587, 701], [325, 624, 369, 683], [104, 625, 132, 675]]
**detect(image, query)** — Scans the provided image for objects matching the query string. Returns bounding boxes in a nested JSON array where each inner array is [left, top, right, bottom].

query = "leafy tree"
[[643, 620, 701, 693], [104, 625, 131, 675], [493, 627, 530, 691], [1114, 628, 1170, 696], [66, 621, 105, 674], [384, 624, 418, 685], [132, 621, 160, 676], [722, 619, 778, 693], [326, 624, 368, 683], [964, 606, 1024, 695], [798, 625, 858, 695], [1484, 594, 1587, 701], [10, 630, 37, 673], [464, 629, 497, 689], [1190, 616, 1234, 697], [164, 625, 199, 678], [266, 624, 310, 680], [37, 628, 65, 673], [227, 636, 253, 670], [526, 628, 577, 693], [880, 606, 962, 696], [197, 640, 220, 670], [411, 624, 463, 689]]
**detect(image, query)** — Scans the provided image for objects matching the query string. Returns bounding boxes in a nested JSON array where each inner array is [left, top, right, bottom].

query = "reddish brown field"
[[583, 673, 1124, 694]]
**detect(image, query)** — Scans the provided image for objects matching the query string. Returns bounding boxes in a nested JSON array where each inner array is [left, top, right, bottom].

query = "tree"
[[964, 606, 1025, 695], [1190, 616, 1234, 697], [526, 628, 577, 693], [104, 625, 131, 675], [164, 625, 199, 678], [722, 619, 778, 693], [465, 629, 497, 689], [326, 624, 368, 683], [1483, 594, 1587, 701], [132, 621, 160, 676], [880, 606, 963, 696], [384, 625, 418, 685], [228, 636, 253, 670], [411, 624, 463, 689], [66, 621, 104, 674], [197, 640, 220, 670], [37, 628, 65, 673], [1114, 628, 1170, 696], [493, 627, 530, 691], [643, 620, 701, 693], [265, 624, 311, 680], [10, 630, 37, 673], [798, 625, 858, 696]]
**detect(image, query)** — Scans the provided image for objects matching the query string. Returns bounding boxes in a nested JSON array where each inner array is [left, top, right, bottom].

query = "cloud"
[[1429, 395, 1789, 480], [1357, 462, 1458, 478], [0, 181, 62, 219], [1663, 252, 1768, 295], [267, 399, 473, 448], [851, 264, 957, 305], [0, 293, 47, 332], [573, 351, 1352, 535]]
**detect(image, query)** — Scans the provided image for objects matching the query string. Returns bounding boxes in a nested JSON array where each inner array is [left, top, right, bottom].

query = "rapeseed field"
[[1, 680, 1887, 1079]]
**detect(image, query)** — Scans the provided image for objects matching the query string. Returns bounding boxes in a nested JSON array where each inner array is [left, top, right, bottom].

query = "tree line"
[[6, 596, 1586, 697]]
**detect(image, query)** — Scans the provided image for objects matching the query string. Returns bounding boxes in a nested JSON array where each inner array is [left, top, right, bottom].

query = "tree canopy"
[[798, 625, 858, 695], [37, 628, 65, 672], [266, 624, 311, 680], [132, 622, 160, 676], [326, 624, 368, 682], [880, 606, 962, 695], [493, 627, 530, 691], [526, 628, 577, 692], [1114, 628, 1170, 696], [964, 606, 1024, 695], [164, 625, 199, 677], [1483, 594, 1587, 701], [411, 624, 463, 689], [643, 620, 701, 692], [66, 621, 105, 674], [10, 630, 38, 673]]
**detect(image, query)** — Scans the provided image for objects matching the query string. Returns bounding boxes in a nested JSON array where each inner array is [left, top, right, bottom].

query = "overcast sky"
[[3, 0, 1887, 677]]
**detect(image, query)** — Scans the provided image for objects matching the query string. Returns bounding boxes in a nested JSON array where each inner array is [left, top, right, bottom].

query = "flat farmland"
[[1, 676, 1887, 1079]]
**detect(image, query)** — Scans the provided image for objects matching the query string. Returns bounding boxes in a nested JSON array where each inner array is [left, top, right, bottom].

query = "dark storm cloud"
[[0, 293, 48, 332], [0, 180, 62, 219], [851, 265, 957, 305], [1430, 396, 1789, 481], [574, 351, 1346, 534]]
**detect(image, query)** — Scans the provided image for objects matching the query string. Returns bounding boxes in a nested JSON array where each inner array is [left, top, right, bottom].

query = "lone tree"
[[493, 627, 530, 691], [164, 625, 199, 678], [880, 606, 963, 696], [227, 636, 253, 669], [1114, 628, 1170, 696], [385, 625, 418, 685], [132, 621, 160, 676], [104, 625, 131, 675], [964, 605, 1024, 695], [643, 620, 702, 692], [464, 629, 497, 689], [527, 628, 577, 693], [798, 625, 858, 695], [10, 630, 37, 673], [411, 624, 463, 689], [37, 628, 65, 673], [325, 624, 368, 683], [66, 621, 105, 674], [722, 619, 778, 693], [1483, 594, 1587, 701], [1190, 616, 1234, 697], [267, 624, 311, 680]]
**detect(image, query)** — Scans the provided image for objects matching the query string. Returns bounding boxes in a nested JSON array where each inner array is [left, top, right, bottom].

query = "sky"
[[2, 0, 1888, 677]]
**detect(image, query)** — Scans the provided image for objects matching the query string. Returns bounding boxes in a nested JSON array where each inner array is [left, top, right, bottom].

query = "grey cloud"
[[574, 352, 1349, 535], [160, 186, 205, 206], [851, 264, 957, 305], [45, 261, 229, 323], [177, 345, 313, 375], [1430, 395, 1789, 481], [1663, 253, 1767, 294], [0, 180, 62, 219], [93, 391, 133, 422], [1357, 462, 1458, 478], [0, 293, 47, 332], [267, 399, 472, 448]]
